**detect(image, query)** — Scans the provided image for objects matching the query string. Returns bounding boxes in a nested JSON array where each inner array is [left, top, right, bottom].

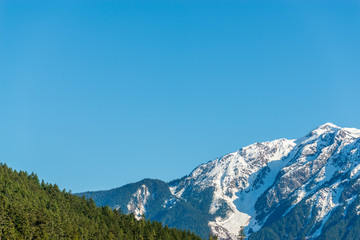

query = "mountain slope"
[[80, 123, 360, 239]]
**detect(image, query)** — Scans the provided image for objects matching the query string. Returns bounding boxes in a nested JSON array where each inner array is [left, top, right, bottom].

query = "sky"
[[0, 0, 359, 192]]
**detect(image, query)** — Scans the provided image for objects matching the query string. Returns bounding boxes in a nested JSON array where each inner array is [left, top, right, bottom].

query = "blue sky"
[[1, 0, 359, 192]]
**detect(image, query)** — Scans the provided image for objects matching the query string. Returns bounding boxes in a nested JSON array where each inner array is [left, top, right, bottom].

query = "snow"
[[296, 123, 340, 145], [343, 196, 356, 217], [126, 185, 150, 220], [307, 185, 340, 239], [292, 187, 307, 206], [317, 123, 340, 132], [163, 198, 177, 209], [356, 204, 360, 215], [169, 185, 185, 199], [204, 139, 296, 237], [311, 187, 338, 222], [237, 157, 294, 226], [311, 211, 332, 239], [320, 122, 339, 128], [209, 210, 250, 239], [344, 127, 360, 138], [350, 164, 360, 179]]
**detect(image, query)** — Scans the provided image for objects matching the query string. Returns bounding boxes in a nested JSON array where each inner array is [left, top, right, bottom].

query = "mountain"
[[78, 123, 360, 239], [78, 178, 214, 238], [0, 163, 203, 239]]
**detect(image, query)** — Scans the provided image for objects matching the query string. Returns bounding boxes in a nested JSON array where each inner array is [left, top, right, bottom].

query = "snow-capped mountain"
[[78, 123, 360, 239], [169, 138, 296, 238]]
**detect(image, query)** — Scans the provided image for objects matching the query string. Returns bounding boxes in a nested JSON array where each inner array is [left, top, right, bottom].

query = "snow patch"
[[350, 164, 360, 179], [209, 209, 250, 240], [163, 198, 177, 209], [127, 185, 150, 220], [356, 205, 360, 215]]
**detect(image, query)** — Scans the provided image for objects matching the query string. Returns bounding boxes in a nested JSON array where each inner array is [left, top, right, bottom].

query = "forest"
[[0, 163, 206, 240]]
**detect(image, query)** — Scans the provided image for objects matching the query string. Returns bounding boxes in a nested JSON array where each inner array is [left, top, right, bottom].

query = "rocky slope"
[[78, 123, 360, 239]]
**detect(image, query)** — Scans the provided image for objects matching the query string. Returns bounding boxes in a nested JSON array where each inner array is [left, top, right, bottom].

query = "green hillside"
[[0, 163, 204, 240]]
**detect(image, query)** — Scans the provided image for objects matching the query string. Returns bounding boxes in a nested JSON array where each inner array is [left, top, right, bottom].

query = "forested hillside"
[[0, 163, 204, 240]]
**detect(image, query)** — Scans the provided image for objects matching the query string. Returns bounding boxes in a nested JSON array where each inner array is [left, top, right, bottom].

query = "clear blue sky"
[[1, 0, 359, 192]]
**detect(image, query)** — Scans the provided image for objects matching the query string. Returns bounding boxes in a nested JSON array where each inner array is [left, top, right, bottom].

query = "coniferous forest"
[[0, 163, 204, 240]]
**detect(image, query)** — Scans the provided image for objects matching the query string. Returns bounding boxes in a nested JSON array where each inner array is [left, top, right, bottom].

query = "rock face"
[[78, 123, 360, 239]]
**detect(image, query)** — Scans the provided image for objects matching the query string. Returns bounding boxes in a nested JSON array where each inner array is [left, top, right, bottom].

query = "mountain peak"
[[317, 122, 339, 129], [309, 122, 360, 139], [296, 122, 341, 145]]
